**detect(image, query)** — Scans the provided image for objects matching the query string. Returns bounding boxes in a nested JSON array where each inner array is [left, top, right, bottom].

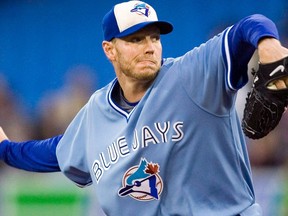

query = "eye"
[[129, 36, 142, 43], [151, 34, 160, 42]]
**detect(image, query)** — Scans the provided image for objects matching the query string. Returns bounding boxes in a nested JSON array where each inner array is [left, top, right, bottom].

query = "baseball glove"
[[242, 56, 288, 139]]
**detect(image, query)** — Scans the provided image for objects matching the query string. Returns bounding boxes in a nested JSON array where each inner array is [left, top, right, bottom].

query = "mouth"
[[138, 59, 157, 66], [141, 59, 155, 62]]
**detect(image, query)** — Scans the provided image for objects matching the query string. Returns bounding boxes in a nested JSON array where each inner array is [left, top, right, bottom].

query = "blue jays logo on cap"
[[118, 158, 163, 201], [102, 1, 173, 41], [130, 3, 150, 17]]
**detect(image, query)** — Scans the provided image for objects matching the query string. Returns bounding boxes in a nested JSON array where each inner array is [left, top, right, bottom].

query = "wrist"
[[257, 38, 286, 64]]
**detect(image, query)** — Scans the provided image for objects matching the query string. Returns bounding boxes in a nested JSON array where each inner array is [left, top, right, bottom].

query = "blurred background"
[[0, 0, 287, 215]]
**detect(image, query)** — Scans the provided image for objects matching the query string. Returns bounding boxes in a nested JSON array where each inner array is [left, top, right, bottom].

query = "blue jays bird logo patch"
[[130, 3, 150, 17], [118, 158, 163, 201]]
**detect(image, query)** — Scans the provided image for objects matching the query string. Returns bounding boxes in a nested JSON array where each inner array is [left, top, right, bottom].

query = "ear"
[[102, 41, 116, 61]]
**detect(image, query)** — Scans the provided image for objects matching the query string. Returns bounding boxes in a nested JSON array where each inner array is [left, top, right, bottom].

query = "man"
[[1, 1, 288, 215]]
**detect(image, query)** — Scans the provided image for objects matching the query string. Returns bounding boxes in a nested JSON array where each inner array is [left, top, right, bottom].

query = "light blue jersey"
[[0, 11, 280, 216], [56, 27, 260, 216]]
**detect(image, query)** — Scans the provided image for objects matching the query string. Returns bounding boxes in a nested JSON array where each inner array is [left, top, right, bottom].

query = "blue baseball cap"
[[102, 1, 173, 41]]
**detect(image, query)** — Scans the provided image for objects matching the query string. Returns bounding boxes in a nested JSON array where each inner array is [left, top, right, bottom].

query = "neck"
[[121, 80, 152, 103], [117, 76, 153, 103]]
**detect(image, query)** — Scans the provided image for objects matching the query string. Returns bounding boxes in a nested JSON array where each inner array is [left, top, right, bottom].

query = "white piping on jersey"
[[108, 79, 136, 119], [75, 181, 92, 188], [224, 25, 236, 91]]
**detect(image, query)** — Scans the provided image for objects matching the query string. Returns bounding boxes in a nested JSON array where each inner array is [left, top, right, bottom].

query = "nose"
[[144, 38, 155, 54]]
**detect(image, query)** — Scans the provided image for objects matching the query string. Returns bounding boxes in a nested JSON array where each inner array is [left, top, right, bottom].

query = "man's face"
[[111, 25, 162, 82]]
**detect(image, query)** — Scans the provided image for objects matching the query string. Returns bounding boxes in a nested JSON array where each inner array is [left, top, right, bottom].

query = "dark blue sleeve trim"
[[224, 14, 279, 89], [0, 135, 63, 172]]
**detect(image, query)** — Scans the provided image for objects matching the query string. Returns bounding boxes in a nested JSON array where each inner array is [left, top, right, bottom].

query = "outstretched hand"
[[0, 127, 9, 142]]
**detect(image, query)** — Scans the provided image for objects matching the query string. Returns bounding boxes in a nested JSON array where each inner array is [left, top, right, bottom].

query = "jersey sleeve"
[[176, 32, 234, 115], [176, 14, 279, 115], [224, 14, 279, 90], [56, 104, 92, 187], [0, 135, 61, 172]]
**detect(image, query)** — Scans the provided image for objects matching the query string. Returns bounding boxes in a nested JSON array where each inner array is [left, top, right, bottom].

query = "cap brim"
[[114, 21, 173, 39]]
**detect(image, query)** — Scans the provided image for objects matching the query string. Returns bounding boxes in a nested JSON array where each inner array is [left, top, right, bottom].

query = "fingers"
[[274, 79, 287, 89], [267, 76, 288, 90], [0, 127, 9, 142], [285, 77, 288, 86]]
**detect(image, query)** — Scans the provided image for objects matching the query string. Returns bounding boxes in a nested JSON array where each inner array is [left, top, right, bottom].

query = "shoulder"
[[89, 79, 117, 102]]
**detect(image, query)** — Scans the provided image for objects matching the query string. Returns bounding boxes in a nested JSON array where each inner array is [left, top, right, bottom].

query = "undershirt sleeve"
[[224, 14, 279, 90], [0, 135, 62, 172]]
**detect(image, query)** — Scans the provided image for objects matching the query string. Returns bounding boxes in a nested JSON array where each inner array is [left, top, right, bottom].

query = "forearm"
[[0, 135, 62, 172], [258, 38, 288, 63]]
